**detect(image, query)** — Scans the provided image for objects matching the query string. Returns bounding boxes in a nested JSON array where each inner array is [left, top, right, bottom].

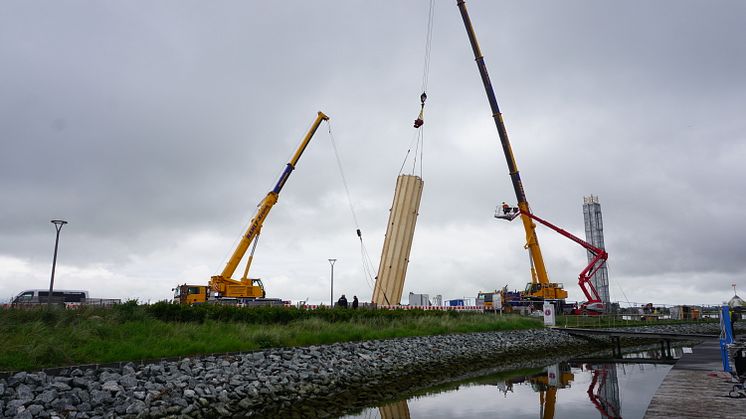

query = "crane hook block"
[[413, 92, 427, 128]]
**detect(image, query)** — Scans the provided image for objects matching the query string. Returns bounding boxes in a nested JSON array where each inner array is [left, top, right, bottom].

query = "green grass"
[[0, 303, 542, 371]]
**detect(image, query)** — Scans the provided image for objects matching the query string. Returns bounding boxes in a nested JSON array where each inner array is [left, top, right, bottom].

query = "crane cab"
[[173, 284, 208, 305], [522, 282, 568, 302]]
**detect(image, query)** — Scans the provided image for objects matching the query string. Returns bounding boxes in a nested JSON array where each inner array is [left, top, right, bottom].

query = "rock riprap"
[[0, 323, 736, 418]]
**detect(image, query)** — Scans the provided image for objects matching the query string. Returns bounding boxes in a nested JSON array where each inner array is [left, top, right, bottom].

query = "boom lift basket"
[[495, 204, 520, 221]]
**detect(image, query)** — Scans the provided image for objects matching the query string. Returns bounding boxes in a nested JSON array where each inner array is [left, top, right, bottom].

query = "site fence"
[[298, 304, 489, 312], [377, 305, 483, 311]]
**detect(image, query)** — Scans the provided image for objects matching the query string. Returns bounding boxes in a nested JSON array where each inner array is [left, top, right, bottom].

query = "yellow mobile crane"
[[456, 1, 567, 303], [174, 111, 329, 304]]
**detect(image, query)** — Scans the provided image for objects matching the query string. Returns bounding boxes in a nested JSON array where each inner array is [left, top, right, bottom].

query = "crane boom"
[[456, 1, 559, 298], [211, 111, 329, 297]]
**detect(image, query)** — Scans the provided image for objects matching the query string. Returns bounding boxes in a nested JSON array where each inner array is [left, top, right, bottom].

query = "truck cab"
[[173, 284, 208, 305], [477, 290, 503, 312]]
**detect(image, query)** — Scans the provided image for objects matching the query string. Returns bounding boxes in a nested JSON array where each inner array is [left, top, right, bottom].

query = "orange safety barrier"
[[297, 304, 485, 312]]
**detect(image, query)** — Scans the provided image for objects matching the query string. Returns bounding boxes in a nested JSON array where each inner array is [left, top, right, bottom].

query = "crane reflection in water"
[[349, 350, 684, 419], [360, 363, 622, 419]]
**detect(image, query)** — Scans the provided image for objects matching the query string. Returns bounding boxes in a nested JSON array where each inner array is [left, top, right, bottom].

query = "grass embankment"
[[0, 302, 542, 371]]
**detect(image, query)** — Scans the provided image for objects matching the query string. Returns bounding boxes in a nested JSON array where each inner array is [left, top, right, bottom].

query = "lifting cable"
[[608, 262, 631, 306], [398, 0, 435, 179], [326, 121, 378, 291], [324, 1, 437, 296]]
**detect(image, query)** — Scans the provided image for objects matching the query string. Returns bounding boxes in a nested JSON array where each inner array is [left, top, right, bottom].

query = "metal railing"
[[554, 313, 718, 329]]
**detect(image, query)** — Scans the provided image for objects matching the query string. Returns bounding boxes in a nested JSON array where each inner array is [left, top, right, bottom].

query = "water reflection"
[[377, 400, 411, 419], [344, 348, 685, 419], [586, 364, 621, 418], [497, 363, 575, 419]]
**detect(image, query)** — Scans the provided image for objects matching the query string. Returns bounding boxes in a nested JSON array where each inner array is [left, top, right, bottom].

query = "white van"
[[12, 289, 89, 305]]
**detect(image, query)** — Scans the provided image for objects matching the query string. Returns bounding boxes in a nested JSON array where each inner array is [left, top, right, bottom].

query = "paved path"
[[644, 339, 744, 418]]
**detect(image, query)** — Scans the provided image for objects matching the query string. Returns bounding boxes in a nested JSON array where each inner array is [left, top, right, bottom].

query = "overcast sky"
[[1, 1, 745, 306]]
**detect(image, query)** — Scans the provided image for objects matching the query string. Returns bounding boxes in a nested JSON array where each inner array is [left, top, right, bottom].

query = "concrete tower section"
[[373, 175, 424, 305], [583, 195, 610, 305]]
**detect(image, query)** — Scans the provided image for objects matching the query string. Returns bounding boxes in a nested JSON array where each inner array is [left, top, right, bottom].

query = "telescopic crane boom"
[[209, 111, 330, 299], [456, 0, 566, 301], [173, 112, 329, 304]]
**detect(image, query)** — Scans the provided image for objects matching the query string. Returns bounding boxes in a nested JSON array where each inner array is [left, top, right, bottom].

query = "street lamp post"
[[328, 258, 336, 307], [48, 219, 68, 307]]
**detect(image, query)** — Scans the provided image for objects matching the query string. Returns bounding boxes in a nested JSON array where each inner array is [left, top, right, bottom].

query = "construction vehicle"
[[478, 287, 527, 313], [174, 111, 329, 304], [476, 290, 502, 312], [173, 284, 209, 305], [456, 1, 568, 306], [496, 207, 607, 314]]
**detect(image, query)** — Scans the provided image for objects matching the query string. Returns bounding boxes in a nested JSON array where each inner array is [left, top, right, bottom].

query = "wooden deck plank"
[[644, 370, 743, 418], [644, 340, 745, 418]]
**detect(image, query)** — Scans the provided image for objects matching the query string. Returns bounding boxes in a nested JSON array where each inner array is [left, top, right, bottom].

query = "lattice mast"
[[583, 195, 610, 305]]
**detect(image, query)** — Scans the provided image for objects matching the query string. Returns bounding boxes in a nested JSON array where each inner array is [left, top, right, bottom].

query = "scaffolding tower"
[[583, 195, 610, 306]]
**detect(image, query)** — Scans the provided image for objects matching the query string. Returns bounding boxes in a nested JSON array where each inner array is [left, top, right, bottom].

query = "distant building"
[[408, 292, 430, 306], [583, 195, 610, 307]]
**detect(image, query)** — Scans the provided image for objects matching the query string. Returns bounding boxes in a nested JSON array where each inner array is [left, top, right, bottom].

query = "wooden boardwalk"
[[644, 339, 745, 418]]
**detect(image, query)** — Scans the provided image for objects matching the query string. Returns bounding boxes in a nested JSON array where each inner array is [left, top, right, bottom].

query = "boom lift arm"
[[518, 210, 607, 310], [209, 111, 330, 299], [456, 1, 564, 300]]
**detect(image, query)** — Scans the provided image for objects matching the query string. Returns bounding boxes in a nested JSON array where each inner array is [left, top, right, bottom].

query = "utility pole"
[[48, 219, 68, 307], [328, 259, 337, 307]]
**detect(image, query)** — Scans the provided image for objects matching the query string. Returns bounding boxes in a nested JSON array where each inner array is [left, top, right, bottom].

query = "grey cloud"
[[1, 1, 744, 304]]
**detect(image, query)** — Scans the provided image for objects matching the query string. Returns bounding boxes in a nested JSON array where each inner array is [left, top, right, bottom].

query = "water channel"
[[341, 347, 688, 419]]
